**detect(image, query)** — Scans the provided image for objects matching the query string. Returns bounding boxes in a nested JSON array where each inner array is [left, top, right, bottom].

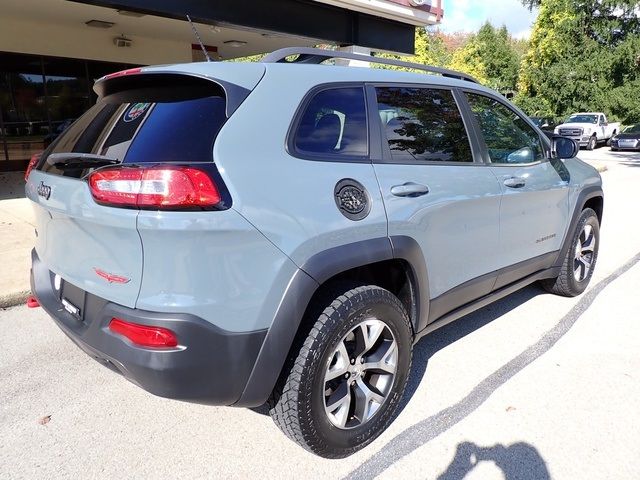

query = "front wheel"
[[541, 208, 600, 297], [268, 285, 412, 458], [587, 135, 597, 151]]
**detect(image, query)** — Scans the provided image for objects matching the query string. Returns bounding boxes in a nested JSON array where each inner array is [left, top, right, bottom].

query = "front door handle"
[[503, 176, 526, 189], [391, 182, 430, 198]]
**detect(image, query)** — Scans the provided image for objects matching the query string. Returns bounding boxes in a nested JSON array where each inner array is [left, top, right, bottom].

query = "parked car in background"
[[554, 113, 620, 150], [530, 117, 556, 138], [610, 124, 640, 151]]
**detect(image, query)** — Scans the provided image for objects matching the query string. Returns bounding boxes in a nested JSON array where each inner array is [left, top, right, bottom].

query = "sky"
[[439, 0, 539, 39]]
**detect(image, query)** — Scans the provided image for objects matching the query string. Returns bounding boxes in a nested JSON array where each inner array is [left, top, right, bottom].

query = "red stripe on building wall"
[[385, 0, 444, 20]]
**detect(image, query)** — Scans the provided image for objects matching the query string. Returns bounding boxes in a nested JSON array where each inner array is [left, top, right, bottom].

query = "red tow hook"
[[26, 295, 40, 308]]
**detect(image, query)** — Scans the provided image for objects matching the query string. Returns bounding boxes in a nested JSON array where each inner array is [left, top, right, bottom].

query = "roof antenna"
[[186, 14, 212, 62]]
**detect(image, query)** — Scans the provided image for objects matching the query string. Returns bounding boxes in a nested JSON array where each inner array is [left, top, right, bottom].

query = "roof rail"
[[260, 47, 478, 84]]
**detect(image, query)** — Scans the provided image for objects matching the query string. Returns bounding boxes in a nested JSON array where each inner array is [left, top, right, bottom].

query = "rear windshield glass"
[[38, 80, 226, 177]]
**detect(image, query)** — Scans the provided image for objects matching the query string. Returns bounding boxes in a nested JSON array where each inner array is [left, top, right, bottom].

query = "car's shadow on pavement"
[[249, 285, 544, 418], [396, 284, 543, 417]]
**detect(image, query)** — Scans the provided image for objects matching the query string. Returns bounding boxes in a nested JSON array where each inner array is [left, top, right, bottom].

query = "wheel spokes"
[[360, 320, 385, 355], [352, 378, 385, 424], [574, 223, 597, 282], [323, 316, 398, 430], [325, 382, 352, 428], [325, 341, 350, 382], [581, 225, 592, 245], [574, 256, 591, 281], [582, 232, 596, 254], [362, 339, 397, 374]]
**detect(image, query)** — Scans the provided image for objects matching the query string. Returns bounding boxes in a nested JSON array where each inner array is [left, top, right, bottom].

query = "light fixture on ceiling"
[[113, 35, 133, 48], [117, 9, 146, 18], [224, 40, 247, 48], [85, 19, 115, 29]]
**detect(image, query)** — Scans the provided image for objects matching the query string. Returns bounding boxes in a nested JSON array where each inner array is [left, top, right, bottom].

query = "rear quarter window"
[[291, 86, 368, 160]]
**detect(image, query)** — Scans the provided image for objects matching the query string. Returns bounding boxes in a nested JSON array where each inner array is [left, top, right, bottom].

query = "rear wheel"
[[541, 208, 599, 297], [268, 285, 412, 458]]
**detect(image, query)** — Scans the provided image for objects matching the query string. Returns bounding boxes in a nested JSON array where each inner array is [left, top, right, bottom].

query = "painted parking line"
[[346, 250, 640, 480]]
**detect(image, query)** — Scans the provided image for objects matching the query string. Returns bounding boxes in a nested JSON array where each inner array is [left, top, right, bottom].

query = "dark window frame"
[[286, 82, 373, 164], [458, 88, 551, 167], [368, 83, 482, 166], [367, 82, 484, 166]]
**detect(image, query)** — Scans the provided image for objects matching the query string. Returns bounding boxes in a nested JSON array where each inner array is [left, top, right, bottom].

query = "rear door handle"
[[503, 176, 526, 189], [391, 182, 430, 198]]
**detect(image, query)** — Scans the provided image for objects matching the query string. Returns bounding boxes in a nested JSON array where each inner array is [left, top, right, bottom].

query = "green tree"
[[518, 0, 640, 123], [449, 23, 522, 93], [371, 27, 453, 71]]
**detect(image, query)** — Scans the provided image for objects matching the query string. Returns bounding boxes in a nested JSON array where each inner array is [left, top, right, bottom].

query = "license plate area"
[[60, 280, 86, 321]]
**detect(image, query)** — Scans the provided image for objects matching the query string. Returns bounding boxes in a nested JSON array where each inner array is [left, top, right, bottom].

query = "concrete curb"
[[0, 290, 30, 309]]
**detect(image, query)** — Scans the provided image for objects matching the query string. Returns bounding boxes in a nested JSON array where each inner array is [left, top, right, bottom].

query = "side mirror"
[[552, 136, 579, 159]]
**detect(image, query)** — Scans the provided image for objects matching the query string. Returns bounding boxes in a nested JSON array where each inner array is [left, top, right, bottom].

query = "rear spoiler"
[[94, 69, 251, 118]]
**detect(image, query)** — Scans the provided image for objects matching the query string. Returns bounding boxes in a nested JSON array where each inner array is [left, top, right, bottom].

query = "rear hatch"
[[26, 66, 263, 308]]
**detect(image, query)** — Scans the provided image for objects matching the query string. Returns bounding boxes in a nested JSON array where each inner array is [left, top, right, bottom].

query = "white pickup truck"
[[554, 112, 620, 150]]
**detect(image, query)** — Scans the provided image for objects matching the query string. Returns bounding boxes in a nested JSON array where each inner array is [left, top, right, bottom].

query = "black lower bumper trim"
[[31, 249, 267, 406]]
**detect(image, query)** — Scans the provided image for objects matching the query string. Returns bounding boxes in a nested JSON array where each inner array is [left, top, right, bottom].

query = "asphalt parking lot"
[[1, 148, 639, 480]]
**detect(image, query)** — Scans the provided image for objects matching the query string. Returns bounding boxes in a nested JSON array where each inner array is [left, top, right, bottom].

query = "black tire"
[[268, 285, 412, 458], [587, 135, 597, 151], [541, 208, 600, 297]]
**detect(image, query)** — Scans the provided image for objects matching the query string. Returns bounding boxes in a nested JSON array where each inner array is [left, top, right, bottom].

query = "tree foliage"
[[372, 28, 453, 71], [449, 23, 522, 91], [517, 0, 640, 123]]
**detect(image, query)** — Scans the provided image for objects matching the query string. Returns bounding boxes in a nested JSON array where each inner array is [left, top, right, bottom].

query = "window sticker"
[[123, 102, 151, 122]]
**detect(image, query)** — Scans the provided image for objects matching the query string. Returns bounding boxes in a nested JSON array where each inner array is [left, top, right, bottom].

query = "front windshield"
[[568, 115, 598, 124], [530, 117, 543, 127], [622, 124, 640, 133]]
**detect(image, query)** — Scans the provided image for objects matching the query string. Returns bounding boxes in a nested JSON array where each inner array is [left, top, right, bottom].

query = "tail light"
[[88, 166, 221, 209], [25, 153, 41, 181], [109, 318, 178, 348]]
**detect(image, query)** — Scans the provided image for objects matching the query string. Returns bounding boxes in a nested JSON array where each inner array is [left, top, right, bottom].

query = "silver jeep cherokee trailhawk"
[[26, 48, 603, 458]]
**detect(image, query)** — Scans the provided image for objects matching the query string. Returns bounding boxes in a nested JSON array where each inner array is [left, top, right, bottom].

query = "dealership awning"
[[69, 0, 444, 55]]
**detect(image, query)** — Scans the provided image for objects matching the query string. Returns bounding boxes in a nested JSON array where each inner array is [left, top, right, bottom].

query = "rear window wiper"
[[47, 153, 120, 170]]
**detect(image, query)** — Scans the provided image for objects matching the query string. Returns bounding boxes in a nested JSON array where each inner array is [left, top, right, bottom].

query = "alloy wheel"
[[323, 319, 398, 429], [574, 224, 596, 282]]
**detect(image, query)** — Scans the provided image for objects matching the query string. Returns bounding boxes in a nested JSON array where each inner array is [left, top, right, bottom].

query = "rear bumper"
[[30, 249, 267, 405], [611, 141, 640, 150]]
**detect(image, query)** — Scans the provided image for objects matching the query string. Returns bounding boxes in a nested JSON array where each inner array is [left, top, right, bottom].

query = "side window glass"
[[466, 93, 544, 164], [376, 87, 473, 163], [293, 87, 368, 157]]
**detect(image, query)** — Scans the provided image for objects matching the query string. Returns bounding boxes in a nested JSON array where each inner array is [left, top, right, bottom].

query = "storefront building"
[[0, 0, 443, 171]]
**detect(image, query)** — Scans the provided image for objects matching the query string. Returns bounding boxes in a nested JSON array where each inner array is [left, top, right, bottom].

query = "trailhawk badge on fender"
[[334, 179, 371, 221]]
